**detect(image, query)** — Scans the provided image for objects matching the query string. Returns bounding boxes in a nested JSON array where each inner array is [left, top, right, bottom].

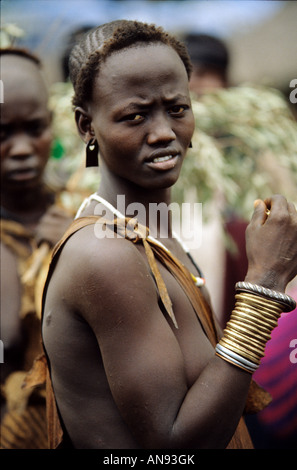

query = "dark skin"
[[42, 44, 297, 449], [0, 55, 72, 385]]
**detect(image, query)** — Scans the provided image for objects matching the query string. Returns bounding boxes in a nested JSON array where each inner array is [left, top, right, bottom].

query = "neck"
[[1, 184, 52, 225], [97, 171, 173, 238]]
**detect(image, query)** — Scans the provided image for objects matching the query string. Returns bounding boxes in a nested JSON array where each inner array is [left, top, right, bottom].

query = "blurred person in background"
[[184, 33, 230, 95], [0, 48, 72, 448], [183, 32, 245, 327], [183, 32, 297, 449]]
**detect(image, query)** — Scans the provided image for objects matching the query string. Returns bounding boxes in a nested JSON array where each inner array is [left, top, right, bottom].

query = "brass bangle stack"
[[235, 282, 296, 313], [215, 282, 296, 374]]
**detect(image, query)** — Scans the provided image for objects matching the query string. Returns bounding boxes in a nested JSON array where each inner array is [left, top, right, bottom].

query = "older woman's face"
[[89, 43, 195, 190]]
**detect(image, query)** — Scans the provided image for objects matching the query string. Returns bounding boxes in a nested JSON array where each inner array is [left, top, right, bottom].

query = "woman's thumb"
[[252, 199, 267, 224]]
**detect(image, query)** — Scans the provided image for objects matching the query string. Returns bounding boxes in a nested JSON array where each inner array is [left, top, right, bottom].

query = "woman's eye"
[[128, 113, 144, 121], [27, 120, 48, 137], [0, 125, 9, 141], [132, 114, 143, 121], [169, 105, 186, 115], [121, 113, 144, 123]]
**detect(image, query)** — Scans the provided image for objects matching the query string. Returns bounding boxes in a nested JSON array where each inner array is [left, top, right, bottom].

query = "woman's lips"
[[7, 168, 39, 182], [145, 154, 179, 171]]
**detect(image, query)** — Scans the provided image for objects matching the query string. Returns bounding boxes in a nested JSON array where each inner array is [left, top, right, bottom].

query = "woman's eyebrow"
[[114, 101, 153, 117], [119, 94, 190, 112], [163, 93, 190, 103], [122, 100, 153, 111]]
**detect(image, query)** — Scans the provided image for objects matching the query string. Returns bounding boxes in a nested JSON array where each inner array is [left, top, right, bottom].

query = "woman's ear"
[[75, 107, 94, 143]]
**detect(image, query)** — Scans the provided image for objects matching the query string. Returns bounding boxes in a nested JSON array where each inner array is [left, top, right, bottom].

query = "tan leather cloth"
[[39, 215, 270, 449], [0, 220, 48, 449]]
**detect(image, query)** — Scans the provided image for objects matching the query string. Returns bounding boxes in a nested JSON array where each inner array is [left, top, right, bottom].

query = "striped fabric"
[[0, 404, 48, 449]]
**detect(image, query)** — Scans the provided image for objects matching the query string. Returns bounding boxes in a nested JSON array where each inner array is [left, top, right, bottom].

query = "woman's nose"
[[146, 114, 176, 145], [8, 134, 34, 159]]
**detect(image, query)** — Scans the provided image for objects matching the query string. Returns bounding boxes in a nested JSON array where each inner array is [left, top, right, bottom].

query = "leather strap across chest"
[[49, 214, 219, 344]]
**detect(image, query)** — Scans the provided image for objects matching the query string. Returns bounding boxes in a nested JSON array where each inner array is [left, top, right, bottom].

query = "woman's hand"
[[244, 194, 297, 292]]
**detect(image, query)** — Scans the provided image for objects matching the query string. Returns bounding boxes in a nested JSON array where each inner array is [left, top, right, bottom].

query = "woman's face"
[[87, 43, 195, 190], [0, 55, 52, 192]]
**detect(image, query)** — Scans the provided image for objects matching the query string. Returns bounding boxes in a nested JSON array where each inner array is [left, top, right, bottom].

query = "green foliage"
[[173, 85, 297, 221], [0, 23, 24, 47], [45, 81, 99, 195]]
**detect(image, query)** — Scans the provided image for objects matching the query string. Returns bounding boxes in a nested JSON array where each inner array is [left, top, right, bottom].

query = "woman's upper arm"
[[70, 235, 188, 447]]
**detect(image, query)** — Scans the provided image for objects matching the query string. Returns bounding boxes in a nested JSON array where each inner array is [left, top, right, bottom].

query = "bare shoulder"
[[46, 222, 158, 326], [60, 222, 150, 283]]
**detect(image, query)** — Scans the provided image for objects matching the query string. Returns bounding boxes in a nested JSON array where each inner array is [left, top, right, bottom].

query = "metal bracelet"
[[215, 349, 257, 373], [235, 282, 296, 312], [216, 343, 259, 371]]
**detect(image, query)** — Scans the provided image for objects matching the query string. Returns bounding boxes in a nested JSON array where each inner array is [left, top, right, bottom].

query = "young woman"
[[41, 20, 297, 449]]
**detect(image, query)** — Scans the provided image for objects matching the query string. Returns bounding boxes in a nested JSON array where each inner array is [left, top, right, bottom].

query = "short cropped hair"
[[184, 33, 229, 80], [0, 47, 41, 67], [69, 20, 192, 108]]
